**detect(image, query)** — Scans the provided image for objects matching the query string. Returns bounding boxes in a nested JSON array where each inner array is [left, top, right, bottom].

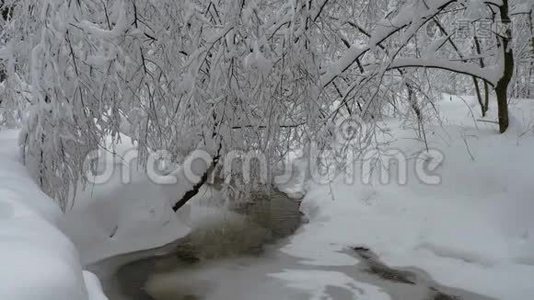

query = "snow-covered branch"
[[387, 58, 499, 86]]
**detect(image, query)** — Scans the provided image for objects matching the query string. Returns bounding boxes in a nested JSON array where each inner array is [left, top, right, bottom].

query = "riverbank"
[[279, 95, 534, 299]]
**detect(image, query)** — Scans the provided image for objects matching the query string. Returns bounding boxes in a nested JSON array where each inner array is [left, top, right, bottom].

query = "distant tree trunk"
[[407, 83, 422, 123], [483, 82, 490, 114], [0, 1, 12, 21], [529, 60, 533, 98], [473, 35, 489, 116], [473, 79, 485, 117], [0, 1, 11, 82], [528, 11, 534, 98], [495, 0, 514, 133]]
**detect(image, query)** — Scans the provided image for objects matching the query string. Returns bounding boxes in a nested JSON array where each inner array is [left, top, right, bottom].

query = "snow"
[[143, 243, 394, 300], [0, 130, 106, 300], [78, 1, 129, 40], [512, 1, 534, 15], [244, 41, 273, 77], [59, 136, 192, 265], [4, 94, 534, 299], [320, 0, 456, 87], [280, 95, 534, 300], [83, 271, 108, 300], [270, 270, 390, 300], [95, 95, 534, 300]]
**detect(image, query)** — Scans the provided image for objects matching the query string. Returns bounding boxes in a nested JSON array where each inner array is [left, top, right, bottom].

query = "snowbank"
[[282, 96, 534, 300], [0, 130, 107, 300], [59, 136, 191, 264]]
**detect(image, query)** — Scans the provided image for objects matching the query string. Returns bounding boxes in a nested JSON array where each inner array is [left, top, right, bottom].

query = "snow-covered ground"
[[0, 130, 107, 300], [2, 94, 534, 300], [97, 95, 534, 300], [280, 95, 534, 299]]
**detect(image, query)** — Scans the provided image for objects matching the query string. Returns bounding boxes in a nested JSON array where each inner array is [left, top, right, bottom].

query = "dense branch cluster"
[[0, 0, 532, 208]]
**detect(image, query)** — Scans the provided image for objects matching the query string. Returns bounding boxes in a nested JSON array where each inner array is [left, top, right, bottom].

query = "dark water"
[[88, 192, 494, 300], [88, 191, 303, 300]]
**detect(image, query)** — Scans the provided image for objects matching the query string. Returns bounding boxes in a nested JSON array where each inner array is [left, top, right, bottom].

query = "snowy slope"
[[281, 95, 534, 300], [58, 135, 192, 265], [0, 130, 107, 300]]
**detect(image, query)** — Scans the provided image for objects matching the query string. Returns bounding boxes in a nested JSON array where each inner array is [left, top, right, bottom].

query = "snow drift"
[[0, 130, 107, 300]]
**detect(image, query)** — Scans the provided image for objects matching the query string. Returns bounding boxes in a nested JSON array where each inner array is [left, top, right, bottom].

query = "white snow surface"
[[270, 270, 390, 300], [0, 130, 107, 300], [281, 95, 534, 300], [59, 135, 192, 265]]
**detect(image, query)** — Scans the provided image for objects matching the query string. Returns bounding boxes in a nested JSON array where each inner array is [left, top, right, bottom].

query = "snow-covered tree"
[[0, 0, 531, 209]]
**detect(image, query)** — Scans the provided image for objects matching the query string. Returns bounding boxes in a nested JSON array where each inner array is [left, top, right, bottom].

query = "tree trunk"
[[528, 11, 534, 98], [495, 80, 510, 133], [495, 0, 514, 133], [483, 82, 490, 114], [407, 83, 422, 122], [473, 78, 485, 117], [473, 35, 489, 116]]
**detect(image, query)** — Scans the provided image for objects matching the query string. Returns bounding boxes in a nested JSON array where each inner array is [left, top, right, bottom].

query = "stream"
[[88, 191, 494, 300]]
